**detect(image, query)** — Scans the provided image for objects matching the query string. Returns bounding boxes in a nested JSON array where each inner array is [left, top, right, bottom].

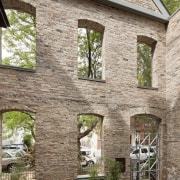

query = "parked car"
[[80, 155, 95, 167], [80, 148, 96, 166], [131, 145, 141, 152], [6, 149, 26, 158], [2, 150, 25, 172], [130, 146, 156, 162], [3, 144, 28, 152]]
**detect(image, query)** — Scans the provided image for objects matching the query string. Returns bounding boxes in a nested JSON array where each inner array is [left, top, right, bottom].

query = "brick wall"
[[125, 0, 161, 13], [166, 9, 180, 179], [0, 0, 179, 179]]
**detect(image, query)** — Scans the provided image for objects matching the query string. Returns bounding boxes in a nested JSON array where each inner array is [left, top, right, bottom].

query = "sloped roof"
[[95, 0, 170, 23], [0, 0, 10, 28]]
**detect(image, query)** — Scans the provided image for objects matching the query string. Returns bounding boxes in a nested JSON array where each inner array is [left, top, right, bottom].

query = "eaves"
[[94, 0, 170, 24]]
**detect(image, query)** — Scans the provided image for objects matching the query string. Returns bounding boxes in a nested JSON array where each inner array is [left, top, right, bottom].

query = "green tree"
[[137, 43, 152, 87], [162, 0, 180, 14], [78, 28, 103, 79], [77, 115, 101, 158], [23, 134, 33, 149], [105, 158, 122, 180], [3, 111, 35, 147], [2, 9, 36, 69]]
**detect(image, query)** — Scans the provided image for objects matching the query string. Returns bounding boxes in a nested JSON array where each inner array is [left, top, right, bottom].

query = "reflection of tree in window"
[[137, 43, 153, 87], [2, 9, 36, 69], [78, 28, 102, 79]]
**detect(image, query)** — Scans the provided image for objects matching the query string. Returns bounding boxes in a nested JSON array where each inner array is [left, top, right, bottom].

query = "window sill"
[[76, 174, 105, 180], [137, 85, 158, 90], [0, 64, 35, 72], [78, 77, 106, 83]]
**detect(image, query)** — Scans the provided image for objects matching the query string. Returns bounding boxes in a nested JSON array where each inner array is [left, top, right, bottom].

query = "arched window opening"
[[77, 114, 103, 175], [137, 36, 157, 88], [78, 20, 105, 80], [2, 9, 36, 70], [130, 114, 161, 180], [1, 110, 35, 177]]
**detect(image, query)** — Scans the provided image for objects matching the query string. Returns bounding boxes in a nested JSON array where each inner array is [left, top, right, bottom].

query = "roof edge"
[[0, 0, 10, 28], [158, 0, 170, 15], [94, 0, 170, 24]]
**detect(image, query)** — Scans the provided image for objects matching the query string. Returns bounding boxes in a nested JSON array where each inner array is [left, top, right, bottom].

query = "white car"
[[80, 155, 95, 167], [80, 148, 96, 166], [130, 146, 156, 162], [2, 150, 25, 172]]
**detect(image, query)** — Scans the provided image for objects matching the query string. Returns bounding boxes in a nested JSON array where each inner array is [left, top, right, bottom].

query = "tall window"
[[2, 111, 35, 173], [77, 114, 103, 175], [2, 9, 36, 69], [137, 36, 157, 87], [78, 20, 104, 80], [130, 115, 161, 180]]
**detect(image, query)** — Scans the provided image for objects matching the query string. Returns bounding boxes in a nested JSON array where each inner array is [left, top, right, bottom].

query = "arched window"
[[137, 36, 157, 88], [78, 19, 105, 80], [1, 2, 36, 70], [1, 110, 35, 176], [77, 114, 103, 175], [130, 114, 161, 179]]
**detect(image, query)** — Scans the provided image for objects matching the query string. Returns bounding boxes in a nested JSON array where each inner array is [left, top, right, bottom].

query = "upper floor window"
[[137, 36, 157, 88], [78, 19, 104, 80], [2, 9, 36, 70]]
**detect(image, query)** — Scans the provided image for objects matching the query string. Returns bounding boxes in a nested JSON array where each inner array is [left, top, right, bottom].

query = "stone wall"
[[0, 0, 179, 179]]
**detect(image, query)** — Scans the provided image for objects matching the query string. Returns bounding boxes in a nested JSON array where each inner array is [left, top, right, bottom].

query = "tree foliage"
[[23, 134, 33, 149], [162, 0, 180, 14], [137, 43, 152, 87], [105, 158, 122, 180], [2, 9, 36, 69], [3, 111, 35, 147], [77, 115, 100, 140], [134, 115, 158, 134], [78, 28, 103, 79], [77, 115, 101, 159]]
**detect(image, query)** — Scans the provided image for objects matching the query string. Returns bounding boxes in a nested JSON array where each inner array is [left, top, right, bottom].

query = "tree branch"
[[78, 120, 98, 140]]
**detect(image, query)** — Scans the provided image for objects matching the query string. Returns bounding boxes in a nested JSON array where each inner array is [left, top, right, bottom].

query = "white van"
[[130, 146, 156, 162]]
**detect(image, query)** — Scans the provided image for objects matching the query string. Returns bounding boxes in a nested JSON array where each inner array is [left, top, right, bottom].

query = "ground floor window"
[[1, 111, 35, 179], [77, 114, 103, 176], [130, 115, 161, 180]]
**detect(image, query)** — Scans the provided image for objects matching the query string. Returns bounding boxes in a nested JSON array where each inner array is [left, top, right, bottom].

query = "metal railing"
[[1, 169, 35, 180], [130, 132, 160, 180]]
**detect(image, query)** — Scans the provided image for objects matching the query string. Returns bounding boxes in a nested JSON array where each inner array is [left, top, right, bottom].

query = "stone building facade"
[[0, 0, 179, 179]]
